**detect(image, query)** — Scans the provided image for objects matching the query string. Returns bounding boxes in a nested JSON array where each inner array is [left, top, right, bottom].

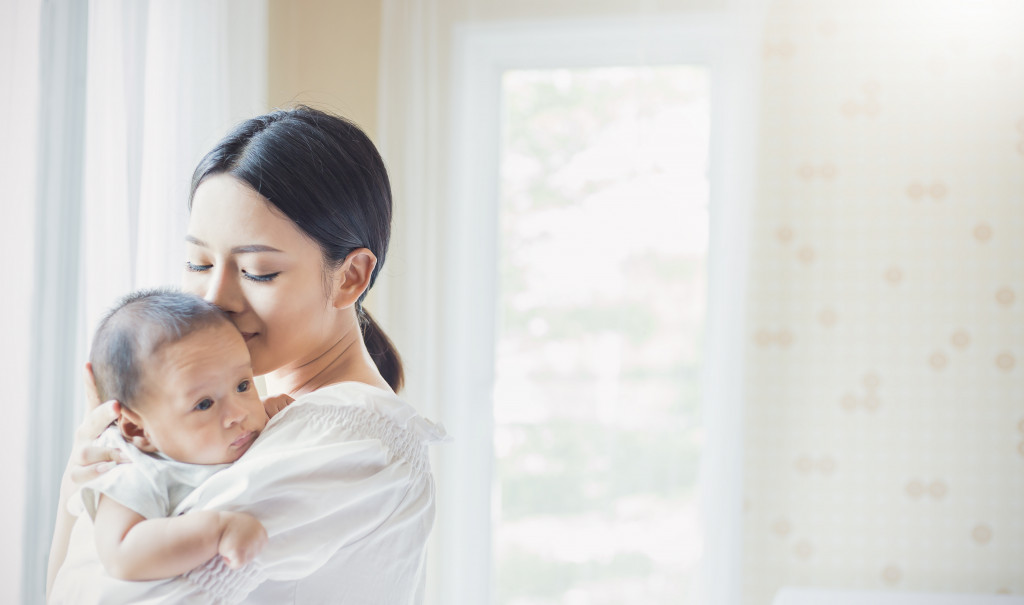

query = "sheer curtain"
[[0, 1, 42, 603], [81, 0, 268, 339], [16, 2, 267, 602]]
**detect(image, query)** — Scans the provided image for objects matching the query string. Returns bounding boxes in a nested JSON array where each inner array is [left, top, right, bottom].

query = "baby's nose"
[[223, 398, 248, 425]]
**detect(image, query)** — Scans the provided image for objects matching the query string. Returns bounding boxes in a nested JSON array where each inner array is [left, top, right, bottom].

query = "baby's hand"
[[217, 512, 268, 569], [262, 393, 294, 418]]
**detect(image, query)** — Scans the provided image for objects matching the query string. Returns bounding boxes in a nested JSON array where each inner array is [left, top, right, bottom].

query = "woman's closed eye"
[[185, 260, 212, 272], [242, 270, 280, 283], [186, 261, 279, 282]]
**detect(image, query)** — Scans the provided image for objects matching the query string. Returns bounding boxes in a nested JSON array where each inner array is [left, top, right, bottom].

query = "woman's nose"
[[205, 267, 244, 314]]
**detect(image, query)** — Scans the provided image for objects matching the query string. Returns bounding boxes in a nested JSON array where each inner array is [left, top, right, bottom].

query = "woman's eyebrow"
[[185, 235, 283, 254]]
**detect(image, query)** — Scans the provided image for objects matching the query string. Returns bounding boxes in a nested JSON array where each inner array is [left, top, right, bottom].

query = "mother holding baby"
[[47, 107, 446, 603]]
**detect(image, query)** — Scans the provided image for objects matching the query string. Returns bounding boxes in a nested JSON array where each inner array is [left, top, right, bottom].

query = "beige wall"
[[265, 0, 725, 142], [437, 0, 725, 21], [742, 0, 1024, 602], [267, 0, 382, 141]]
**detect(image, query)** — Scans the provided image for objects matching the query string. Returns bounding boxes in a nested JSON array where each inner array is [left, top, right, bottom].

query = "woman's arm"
[[46, 475, 81, 594], [93, 495, 267, 581], [46, 368, 128, 599]]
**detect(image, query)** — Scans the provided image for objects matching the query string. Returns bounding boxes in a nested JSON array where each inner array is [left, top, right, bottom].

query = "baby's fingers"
[[221, 537, 267, 569], [262, 393, 295, 418]]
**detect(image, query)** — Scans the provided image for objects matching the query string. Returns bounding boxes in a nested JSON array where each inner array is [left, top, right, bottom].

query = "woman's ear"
[[118, 408, 157, 453], [331, 248, 377, 310]]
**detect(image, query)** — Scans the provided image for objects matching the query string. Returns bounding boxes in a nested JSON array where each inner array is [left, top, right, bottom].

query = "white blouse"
[[50, 382, 448, 605]]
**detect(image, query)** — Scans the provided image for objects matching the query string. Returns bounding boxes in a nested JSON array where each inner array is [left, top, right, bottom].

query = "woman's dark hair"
[[189, 106, 404, 392], [91, 289, 232, 409]]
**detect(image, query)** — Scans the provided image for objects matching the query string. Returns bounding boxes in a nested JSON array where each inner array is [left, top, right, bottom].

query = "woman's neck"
[[263, 326, 390, 398]]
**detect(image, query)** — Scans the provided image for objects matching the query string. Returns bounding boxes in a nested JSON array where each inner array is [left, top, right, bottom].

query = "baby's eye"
[[237, 380, 250, 393], [185, 261, 212, 272], [194, 398, 214, 411]]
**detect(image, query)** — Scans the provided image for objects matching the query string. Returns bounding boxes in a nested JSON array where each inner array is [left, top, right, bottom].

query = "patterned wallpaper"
[[742, 0, 1024, 602]]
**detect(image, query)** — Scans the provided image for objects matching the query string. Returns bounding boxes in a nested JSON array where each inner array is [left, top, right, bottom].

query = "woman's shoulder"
[[256, 382, 448, 475], [298, 381, 408, 415], [288, 381, 447, 441]]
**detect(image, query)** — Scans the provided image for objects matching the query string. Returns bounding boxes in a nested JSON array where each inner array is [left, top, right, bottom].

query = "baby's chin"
[[183, 454, 244, 465], [185, 445, 255, 465], [177, 431, 260, 464]]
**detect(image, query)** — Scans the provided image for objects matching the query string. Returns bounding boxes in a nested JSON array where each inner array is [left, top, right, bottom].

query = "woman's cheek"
[[181, 270, 205, 296]]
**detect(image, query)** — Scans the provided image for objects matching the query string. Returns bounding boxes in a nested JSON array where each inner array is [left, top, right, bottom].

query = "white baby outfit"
[[50, 382, 448, 605], [77, 427, 228, 522]]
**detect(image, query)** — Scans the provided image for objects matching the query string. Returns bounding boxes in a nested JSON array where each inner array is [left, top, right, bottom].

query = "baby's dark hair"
[[90, 289, 232, 410]]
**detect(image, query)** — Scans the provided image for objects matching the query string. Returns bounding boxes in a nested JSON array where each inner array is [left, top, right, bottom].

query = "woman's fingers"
[[65, 399, 126, 488], [75, 445, 128, 466], [68, 460, 120, 484], [83, 363, 102, 411], [73, 400, 119, 442], [68, 445, 129, 484]]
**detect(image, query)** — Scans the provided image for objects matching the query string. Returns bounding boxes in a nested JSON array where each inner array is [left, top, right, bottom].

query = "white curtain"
[[82, 0, 268, 339], [376, 4, 447, 601], [0, 1, 42, 602], [12, 2, 267, 603]]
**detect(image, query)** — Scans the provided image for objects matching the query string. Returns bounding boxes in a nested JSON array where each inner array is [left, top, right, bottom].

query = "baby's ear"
[[118, 408, 157, 453]]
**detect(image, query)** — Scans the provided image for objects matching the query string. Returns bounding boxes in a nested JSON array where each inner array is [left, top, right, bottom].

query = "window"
[[439, 17, 756, 605], [493, 66, 710, 604]]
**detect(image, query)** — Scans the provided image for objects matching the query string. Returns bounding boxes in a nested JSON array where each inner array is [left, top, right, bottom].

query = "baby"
[[82, 288, 289, 581]]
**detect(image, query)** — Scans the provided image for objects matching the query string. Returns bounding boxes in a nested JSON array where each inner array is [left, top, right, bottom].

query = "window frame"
[[437, 14, 762, 605]]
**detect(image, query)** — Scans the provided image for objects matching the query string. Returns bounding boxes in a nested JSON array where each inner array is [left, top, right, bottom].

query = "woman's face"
[[183, 174, 339, 376]]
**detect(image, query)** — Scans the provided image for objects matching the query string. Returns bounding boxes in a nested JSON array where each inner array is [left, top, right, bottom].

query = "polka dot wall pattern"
[[742, 1, 1024, 603]]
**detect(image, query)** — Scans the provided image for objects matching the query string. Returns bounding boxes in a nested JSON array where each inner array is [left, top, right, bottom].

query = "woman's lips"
[[241, 332, 257, 343]]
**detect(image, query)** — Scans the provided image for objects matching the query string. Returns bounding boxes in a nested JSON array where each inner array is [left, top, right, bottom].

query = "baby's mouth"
[[231, 430, 257, 449]]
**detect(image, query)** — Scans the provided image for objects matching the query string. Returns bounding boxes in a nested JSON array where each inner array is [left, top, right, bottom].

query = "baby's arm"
[[93, 494, 267, 581]]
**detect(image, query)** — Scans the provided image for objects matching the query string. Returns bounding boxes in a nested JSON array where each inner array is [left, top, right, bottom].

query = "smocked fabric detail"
[[184, 556, 267, 603], [179, 399, 437, 603], [286, 402, 433, 475]]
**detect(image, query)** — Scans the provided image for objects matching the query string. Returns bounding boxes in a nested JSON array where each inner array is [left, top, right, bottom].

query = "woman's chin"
[[250, 357, 274, 378]]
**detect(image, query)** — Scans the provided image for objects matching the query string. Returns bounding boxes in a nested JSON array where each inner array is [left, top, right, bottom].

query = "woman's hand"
[[64, 363, 129, 485], [217, 511, 268, 569], [47, 363, 130, 596]]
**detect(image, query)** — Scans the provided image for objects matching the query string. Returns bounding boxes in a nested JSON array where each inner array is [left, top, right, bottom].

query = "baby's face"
[[131, 322, 268, 464]]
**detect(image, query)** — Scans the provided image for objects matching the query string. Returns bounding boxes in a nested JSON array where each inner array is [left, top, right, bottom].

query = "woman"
[[47, 107, 446, 604]]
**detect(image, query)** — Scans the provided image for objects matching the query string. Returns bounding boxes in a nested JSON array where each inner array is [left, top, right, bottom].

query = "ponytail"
[[359, 309, 404, 393]]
